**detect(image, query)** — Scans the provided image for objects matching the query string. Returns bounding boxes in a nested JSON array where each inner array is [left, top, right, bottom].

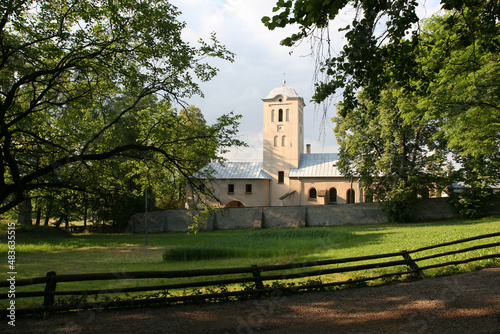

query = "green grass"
[[1, 216, 499, 310], [162, 229, 357, 261]]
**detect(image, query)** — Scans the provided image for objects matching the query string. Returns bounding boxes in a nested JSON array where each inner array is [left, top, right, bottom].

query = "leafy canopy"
[[264, 1, 499, 219], [263, 0, 499, 108], [0, 0, 241, 215]]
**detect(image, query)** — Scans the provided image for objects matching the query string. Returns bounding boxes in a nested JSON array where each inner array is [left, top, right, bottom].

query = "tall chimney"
[[306, 144, 311, 154]]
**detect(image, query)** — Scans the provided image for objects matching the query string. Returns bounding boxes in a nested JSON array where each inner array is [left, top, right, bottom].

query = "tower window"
[[246, 184, 252, 193], [228, 184, 234, 194], [271, 109, 275, 122], [286, 109, 289, 122], [278, 109, 283, 122], [278, 171, 284, 184], [282, 135, 286, 146], [274, 136, 278, 147]]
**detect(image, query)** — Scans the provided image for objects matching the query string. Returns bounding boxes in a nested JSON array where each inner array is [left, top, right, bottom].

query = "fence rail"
[[1, 232, 499, 317]]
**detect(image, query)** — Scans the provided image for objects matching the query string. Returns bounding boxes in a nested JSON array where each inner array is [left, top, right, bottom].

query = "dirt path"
[[5, 267, 500, 334]]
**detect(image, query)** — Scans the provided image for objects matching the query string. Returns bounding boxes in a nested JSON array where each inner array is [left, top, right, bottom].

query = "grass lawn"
[[1, 216, 499, 309]]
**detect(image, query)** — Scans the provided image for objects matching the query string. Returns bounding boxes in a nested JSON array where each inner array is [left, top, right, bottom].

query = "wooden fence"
[[1, 232, 499, 318]]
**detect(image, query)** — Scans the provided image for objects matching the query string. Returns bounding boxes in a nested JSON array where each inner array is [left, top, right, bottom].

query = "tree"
[[263, 0, 499, 108], [334, 87, 450, 222], [415, 11, 500, 217], [0, 0, 241, 215], [264, 1, 499, 218], [26, 96, 244, 227], [336, 10, 499, 220]]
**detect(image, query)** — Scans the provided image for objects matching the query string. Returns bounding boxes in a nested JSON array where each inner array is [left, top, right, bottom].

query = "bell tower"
[[262, 82, 305, 205]]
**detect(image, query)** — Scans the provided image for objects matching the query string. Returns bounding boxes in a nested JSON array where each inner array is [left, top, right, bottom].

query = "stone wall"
[[126, 198, 496, 233], [306, 202, 387, 227]]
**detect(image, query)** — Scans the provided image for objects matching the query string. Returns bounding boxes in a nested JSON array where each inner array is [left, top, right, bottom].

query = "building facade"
[[194, 84, 363, 207]]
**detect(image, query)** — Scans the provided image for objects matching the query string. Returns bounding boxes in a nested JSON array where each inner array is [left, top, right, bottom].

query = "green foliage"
[[0, 222, 72, 238], [380, 194, 416, 224], [334, 87, 449, 222], [263, 0, 423, 107], [265, 1, 499, 217], [0, 0, 241, 216], [263, 1, 499, 108], [328, 7, 499, 218], [449, 189, 494, 219], [415, 12, 500, 197]]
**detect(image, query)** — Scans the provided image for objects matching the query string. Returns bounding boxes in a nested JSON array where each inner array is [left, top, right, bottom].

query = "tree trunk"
[[44, 198, 53, 226], [35, 206, 42, 226], [83, 193, 88, 228], [17, 198, 32, 225]]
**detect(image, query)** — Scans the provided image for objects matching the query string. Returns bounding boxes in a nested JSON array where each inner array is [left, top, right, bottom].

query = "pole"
[[145, 188, 148, 245]]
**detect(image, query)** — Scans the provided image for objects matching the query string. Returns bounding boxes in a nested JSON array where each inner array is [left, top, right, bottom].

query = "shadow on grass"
[[162, 228, 385, 262]]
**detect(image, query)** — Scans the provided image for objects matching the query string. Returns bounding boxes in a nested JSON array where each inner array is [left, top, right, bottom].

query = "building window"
[[347, 189, 355, 204], [278, 109, 283, 122], [246, 184, 252, 194], [228, 184, 234, 194], [286, 109, 289, 122], [281, 135, 286, 146], [309, 188, 317, 200], [329, 187, 337, 203], [278, 171, 284, 184], [274, 135, 278, 147], [271, 109, 275, 122]]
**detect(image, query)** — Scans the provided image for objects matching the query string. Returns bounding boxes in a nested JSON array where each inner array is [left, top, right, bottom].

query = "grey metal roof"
[[198, 162, 271, 180], [264, 85, 299, 99], [289, 153, 342, 177]]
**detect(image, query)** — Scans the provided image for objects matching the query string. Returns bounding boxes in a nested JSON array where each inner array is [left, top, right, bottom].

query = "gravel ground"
[[4, 267, 500, 334]]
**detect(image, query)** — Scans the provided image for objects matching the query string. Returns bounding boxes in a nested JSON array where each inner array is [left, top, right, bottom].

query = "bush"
[[380, 193, 416, 223], [449, 188, 493, 219]]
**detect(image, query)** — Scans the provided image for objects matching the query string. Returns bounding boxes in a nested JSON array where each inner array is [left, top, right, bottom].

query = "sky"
[[170, 0, 443, 162]]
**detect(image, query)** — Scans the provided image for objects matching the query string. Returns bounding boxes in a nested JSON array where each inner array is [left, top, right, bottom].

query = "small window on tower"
[[278, 171, 284, 184], [278, 109, 283, 122], [246, 184, 252, 194], [286, 109, 289, 121], [228, 184, 234, 194], [282, 135, 286, 146]]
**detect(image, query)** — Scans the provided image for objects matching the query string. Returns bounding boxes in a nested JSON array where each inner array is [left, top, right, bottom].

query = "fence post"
[[401, 251, 425, 279], [43, 271, 57, 319], [251, 265, 265, 290]]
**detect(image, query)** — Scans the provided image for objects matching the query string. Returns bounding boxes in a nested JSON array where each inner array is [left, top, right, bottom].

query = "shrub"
[[380, 195, 416, 223], [449, 188, 493, 219]]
